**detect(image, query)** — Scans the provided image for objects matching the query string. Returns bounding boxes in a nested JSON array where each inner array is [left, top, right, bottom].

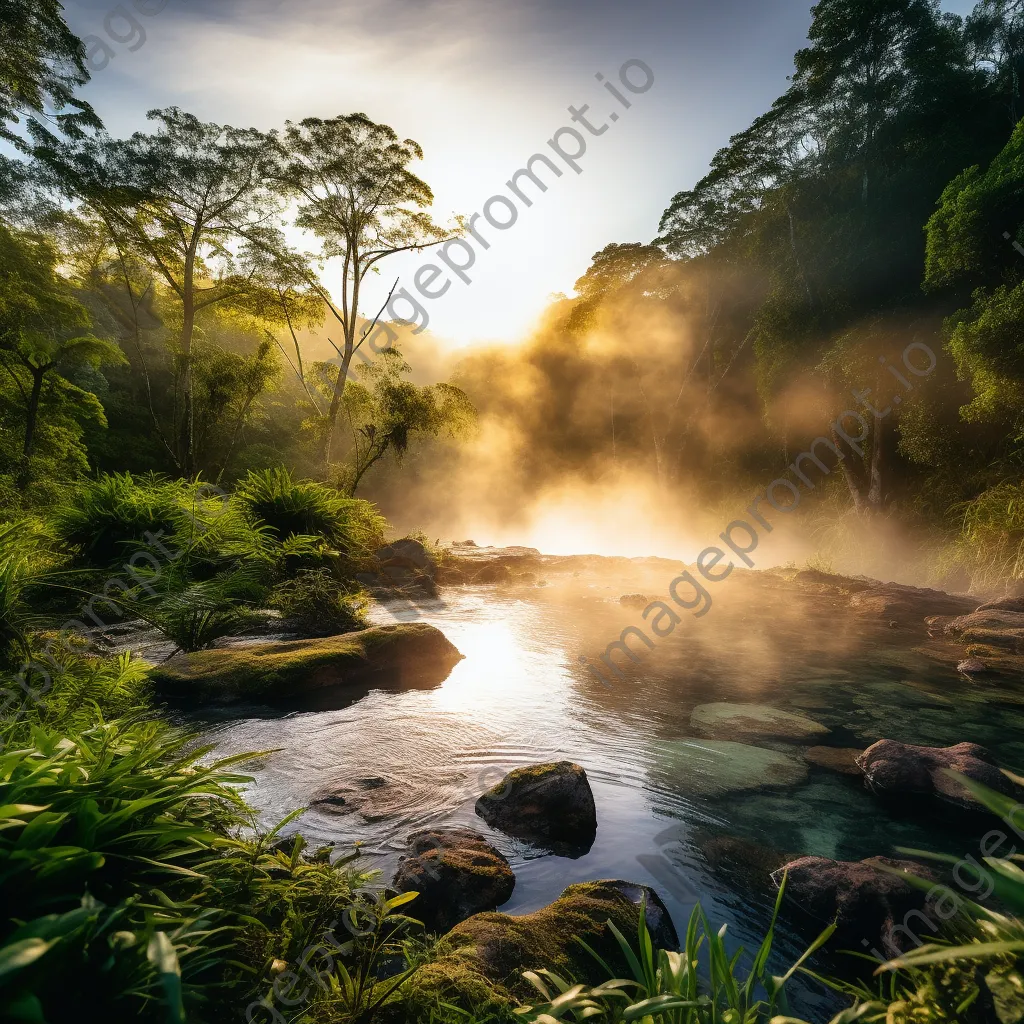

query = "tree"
[[0, 223, 124, 485], [0, 0, 100, 147], [36, 107, 284, 476], [328, 349, 475, 495], [268, 114, 454, 466]]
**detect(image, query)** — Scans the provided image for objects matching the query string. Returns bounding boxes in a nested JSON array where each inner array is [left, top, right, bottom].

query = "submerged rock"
[[392, 827, 515, 933], [652, 739, 808, 796], [857, 739, 1020, 808], [804, 746, 864, 776], [697, 832, 792, 891], [690, 702, 829, 742], [403, 880, 677, 1011], [149, 623, 463, 703], [774, 855, 935, 952], [475, 761, 597, 849]]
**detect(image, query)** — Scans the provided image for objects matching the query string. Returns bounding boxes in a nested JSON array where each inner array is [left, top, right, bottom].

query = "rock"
[[310, 776, 439, 822], [857, 739, 1020, 808], [619, 594, 649, 609], [372, 537, 438, 596], [945, 608, 1024, 653], [402, 880, 677, 1012], [696, 832, 791, 890], [957, 657, 988, 675], [690, 702, 829, 742], [774, 855, 935, 952], [804, 746, 864, 776], [391, 827, 515, 933], [651, 739, 808, 796], [472, 562, 513, 584], [977, 596, 1024, 613], [475, 761, 597, 849], [793, 569, 872, 593], [149, 623, 463, 703], [849, 583, 977, 622]]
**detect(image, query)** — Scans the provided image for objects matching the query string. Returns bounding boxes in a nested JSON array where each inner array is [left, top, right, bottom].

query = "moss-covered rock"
[[400, 880, 677, 1014], [148, 623, 463, 703], [475, 761, 597, 850], [392, 827, 515, 933]]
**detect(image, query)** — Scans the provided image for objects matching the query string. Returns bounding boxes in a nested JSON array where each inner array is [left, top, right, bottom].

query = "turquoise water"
[[192, 559, 1024, 1015]]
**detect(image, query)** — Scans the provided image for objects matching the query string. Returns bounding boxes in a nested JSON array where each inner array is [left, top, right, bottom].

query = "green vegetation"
[[6, 1, 1024, 1022]]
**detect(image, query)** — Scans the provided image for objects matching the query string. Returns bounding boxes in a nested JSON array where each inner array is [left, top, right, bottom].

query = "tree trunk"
[[831, 426, 868, 514], [325, 261, 361, 470], [867, 417, 884, 510], [178, 237, 199, 478], [17, 367, 45, 490]]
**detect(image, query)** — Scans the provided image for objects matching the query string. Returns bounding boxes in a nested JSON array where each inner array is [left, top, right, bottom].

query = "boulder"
[[401, 880, 677, 1012], [774, 855, 934, 952], [691, 702, 829, 742], [619, 594, 650, 609], [391, 827, 515, 933], [804, 746, 864, 776], [849, 583, 977, 622], [475, 761, 597, 849], [945, 608, 1024, 653], [651, 739, 808, 796], [149, 623, 463, 703], [857, 739, 1020, 808]]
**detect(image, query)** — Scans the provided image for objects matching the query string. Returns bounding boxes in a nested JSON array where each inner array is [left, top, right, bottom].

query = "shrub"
[[233, 468, 386, 556], [0, 712, 376, 1022], [49, 473, 195, 567], [944, 482, 1024, 592], [271, 569, 369, 636]]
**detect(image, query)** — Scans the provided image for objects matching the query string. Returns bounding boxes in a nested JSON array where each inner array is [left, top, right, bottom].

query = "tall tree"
[[268, 114, 453, 466], [36, 108, 285, 476], [0, 223, 124, 485]]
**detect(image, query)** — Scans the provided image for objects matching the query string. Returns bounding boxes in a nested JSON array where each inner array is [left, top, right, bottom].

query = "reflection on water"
[[193, 561, 1024, 1014]]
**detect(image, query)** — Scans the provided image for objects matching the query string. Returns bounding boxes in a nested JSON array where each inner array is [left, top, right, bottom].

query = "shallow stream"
[[188, 557, 1024, 1015]]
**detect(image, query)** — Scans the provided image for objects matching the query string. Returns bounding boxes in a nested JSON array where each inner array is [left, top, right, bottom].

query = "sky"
[[59, 0, 978, 347]]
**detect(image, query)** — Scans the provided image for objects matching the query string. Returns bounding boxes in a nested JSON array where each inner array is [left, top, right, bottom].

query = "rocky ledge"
[[148, 622, 463, 703]]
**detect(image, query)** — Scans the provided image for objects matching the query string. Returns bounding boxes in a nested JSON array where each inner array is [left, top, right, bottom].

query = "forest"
[[6, 1, 1024, 1022]]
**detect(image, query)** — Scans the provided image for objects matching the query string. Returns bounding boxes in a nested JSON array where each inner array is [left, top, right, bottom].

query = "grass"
[[515, 877, 833, 1024]]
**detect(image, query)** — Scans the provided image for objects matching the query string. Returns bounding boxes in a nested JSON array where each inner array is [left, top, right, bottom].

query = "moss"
[[481, 760, 574, 797], [401, 880, 657, 1014], [148, 622, 462, 702]]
